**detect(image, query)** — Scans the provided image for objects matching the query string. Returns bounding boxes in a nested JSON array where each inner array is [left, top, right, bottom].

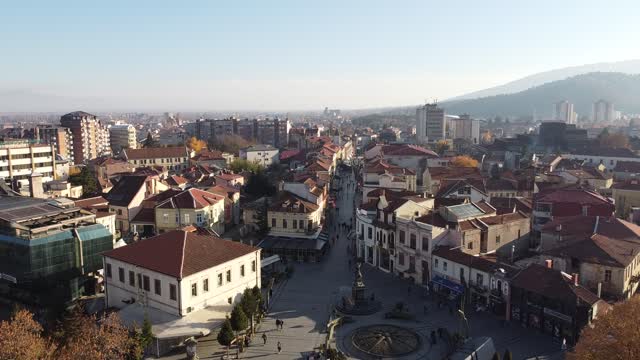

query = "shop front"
[[431, 275, 465, 308]]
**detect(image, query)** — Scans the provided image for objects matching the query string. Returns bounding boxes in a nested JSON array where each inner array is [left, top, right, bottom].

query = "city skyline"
[[2, 1, 640, 111]]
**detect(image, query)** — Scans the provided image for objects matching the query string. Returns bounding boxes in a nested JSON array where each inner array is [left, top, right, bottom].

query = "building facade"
[[35, 125, 74, 163], [60, 111, 111, 164], [240, 145, 280, 167], [109, 124, 137, 154], [0, 142, 57, 188], [416, 103, 446, 143], [122, 147, 193, 172]]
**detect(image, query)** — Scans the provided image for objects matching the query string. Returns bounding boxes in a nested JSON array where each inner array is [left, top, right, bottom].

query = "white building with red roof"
[[102, 230, 260, 355]]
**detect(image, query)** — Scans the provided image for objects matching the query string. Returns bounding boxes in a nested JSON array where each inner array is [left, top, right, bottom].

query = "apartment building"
[[0, 141, 56, 187], [240, 145, 280, 167], [60, 111, 111, 163], [109, 124, 137, 154], [34, 125, 74, 163]]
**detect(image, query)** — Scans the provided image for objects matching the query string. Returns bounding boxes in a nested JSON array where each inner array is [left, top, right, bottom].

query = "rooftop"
[[123, 147, 189, 160], [105, 176, 147, 207], [103, 230, 258, 279]]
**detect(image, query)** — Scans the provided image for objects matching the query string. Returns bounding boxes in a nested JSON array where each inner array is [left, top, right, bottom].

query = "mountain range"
[[439, 72, 640, 118], [448, 59, 640, 101]]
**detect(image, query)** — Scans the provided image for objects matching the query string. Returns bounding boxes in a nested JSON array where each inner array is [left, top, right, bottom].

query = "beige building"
[[612, 180, 640, 218], [155, 188, 226, 236], [123, 147, 193, 172], [109, 124, 137, 154], [35, 125, 74, 163], [105, 176, 147, 235], [540, 215, 640, 300], [0, 142, 57, 188], [60, 111, 111, 164], [268, 192, 322, 236]]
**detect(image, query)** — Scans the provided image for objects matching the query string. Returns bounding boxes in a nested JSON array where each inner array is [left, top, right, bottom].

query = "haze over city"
[[2, 0, 640, 111]]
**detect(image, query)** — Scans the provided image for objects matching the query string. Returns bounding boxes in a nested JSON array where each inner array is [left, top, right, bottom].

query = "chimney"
[[572, 273, 579, 286], [545, 259, 553, 269], [29, 172, 44, 199]]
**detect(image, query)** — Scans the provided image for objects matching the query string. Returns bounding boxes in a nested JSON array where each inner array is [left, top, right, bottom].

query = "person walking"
[[280, 319, 284, 330], [277, 341, 282, 354], [275, 318, 280, 330], [262, 332, 267, 345]]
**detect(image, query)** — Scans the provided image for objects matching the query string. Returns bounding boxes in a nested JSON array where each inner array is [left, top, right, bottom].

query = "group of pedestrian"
[[275, 318, 284, 330]]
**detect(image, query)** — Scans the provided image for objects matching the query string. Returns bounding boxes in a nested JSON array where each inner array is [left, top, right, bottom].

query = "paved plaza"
[[160, 166, 565, 360]]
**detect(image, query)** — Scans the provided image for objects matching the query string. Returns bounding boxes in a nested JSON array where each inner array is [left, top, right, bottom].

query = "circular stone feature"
[[351, 324, 420, 357]]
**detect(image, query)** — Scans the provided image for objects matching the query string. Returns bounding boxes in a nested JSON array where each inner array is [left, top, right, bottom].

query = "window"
[[605, 270, 612, 282], [118, 267, 124, 283], [443, 261, 448, 271], [410, 234, 416, 249], [476, 273, 484, 286], [435, 259, 439, 268], [252, 260, 256, 272], [170, 284, 177, 300], [398, 253, 405, 266], [422, 237, 429, 251], [106, 263, 112, 278], [240, 265, 245, 277], [368, 227, 372, 239], [459, 268, 464, 280], [203, 278, 209, 292], [197, 213, 203, 224], [175, 213, 179, 224], [293, 219, 297, 229], [191, 283, 198, 297], [282, 219, 287, 229], [138, 274, 143, 289], [496, 235, 501, 245], [226, 270, 231, 283], [399, 230, 406, 244], [117, 209, 123, 215], [154, 279, 161, 295], [184, 213, 190, 223], [129, 271, 135, 286], [218, 273, 223, 286], [272, 218, 276, 227], [163, 213, 169, 223], [143, 275, 150, 291], [227, 297, 232, 305], [468, 241, 473, 250]]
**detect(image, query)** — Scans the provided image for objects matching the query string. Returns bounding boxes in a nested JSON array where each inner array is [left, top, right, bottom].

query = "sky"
[[2, 0, 640, 112]]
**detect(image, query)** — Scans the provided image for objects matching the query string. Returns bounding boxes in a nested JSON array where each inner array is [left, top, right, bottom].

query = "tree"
[[143, 131, 158, 148], [451, 155, 479, 168], [244, 171, 276, 198], [435, 140, 450, 155], [68, 166, 98, 197], [217, 318, 235, 358], [229, 159, 264, 173], [598, 130, 629, 149], [0, 309, 56, 360], [138, 314, 154, 352], [230, 304, 248, 334], [570, 296, 640, 360], [210, 135, 253, 155], [503, 349, 513, 360], [186, 136, 207, 152], [255, 199, 269, 235], [241, 288, 259, 332]]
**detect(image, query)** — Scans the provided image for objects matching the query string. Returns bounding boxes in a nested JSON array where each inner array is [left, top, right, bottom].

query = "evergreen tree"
[[256, 200, 269, 235], [217, 318, 234, 358], [230, 304, 248, 334], [139, 314, 153, 351]]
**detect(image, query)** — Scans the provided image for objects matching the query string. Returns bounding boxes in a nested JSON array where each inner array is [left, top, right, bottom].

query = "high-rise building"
[[416, 103, 445, 143], [60, 111, 110, 164], [554, 100, 577, 124], [34, 125, 74, 163], [592, 100, 616, 123], [109, 124, 137, 154], [447, 114, 480, 144]]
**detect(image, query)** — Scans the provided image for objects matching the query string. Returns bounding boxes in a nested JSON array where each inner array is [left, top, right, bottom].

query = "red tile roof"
[[103, 230, 258, 278], [614, 161, 640, 173], [157, 188, 225, 209], [536, 188, 612, 205], [511, 264, 600, 305], [192, 150, 225, 161], [215, 173, 243, 181], [382, 144, 438, 157], [124, 147, 189, 160], [166, 175, 189, 186]]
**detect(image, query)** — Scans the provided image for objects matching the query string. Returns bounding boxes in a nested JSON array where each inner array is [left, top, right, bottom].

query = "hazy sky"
[[2, 0, 640, 111]]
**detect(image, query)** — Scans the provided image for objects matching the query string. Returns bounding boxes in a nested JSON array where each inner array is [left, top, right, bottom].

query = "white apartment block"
[[109, 124, 138, 154], [240, 145, 280, 167], [0, 142, 56, 187]]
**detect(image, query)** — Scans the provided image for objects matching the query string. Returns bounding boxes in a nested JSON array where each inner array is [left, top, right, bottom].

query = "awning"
[[431, 275, 464, 295]]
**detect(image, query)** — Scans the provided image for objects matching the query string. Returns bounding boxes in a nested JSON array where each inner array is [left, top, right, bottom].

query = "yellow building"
[[268, 192, 322, 236], [155, 188, 226, 236], [612, 180, 640, 218]]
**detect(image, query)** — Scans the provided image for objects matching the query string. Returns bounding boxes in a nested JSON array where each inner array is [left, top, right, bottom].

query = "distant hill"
[[438, 72, 640, 118], [448, 59, 640, 101]]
